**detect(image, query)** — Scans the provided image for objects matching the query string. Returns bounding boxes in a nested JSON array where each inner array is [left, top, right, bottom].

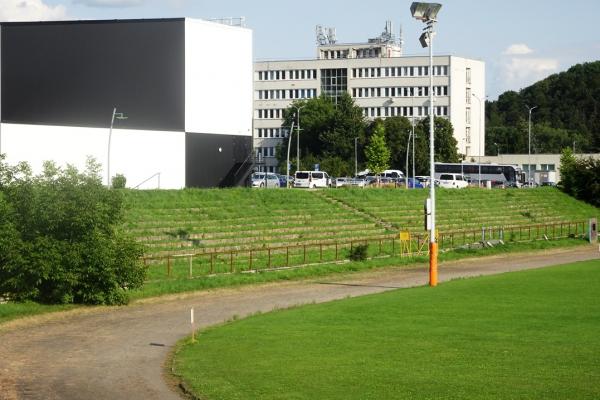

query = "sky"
[[2, 0, 600, 100]]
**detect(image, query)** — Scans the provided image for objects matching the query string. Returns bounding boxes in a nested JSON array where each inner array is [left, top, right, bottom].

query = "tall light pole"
[[411, 1, 441, 287], [354, 137, 359, 177], [494, 142, 500, 156], [526, 105, 537, 187], [405, 129, 411, 189], [107, 107, 127, 187], [472, 93, 484, 187], [292, 104, 305, 172], [285, 121, 295, 188]]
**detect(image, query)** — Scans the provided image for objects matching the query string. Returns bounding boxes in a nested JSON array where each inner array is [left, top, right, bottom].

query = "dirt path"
[[1, 245, 598, 400]]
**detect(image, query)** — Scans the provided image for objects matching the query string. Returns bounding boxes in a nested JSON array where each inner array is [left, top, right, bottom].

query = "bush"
[[349, 244, 369, 261], [111, 173, 127, 189], [0, 156, 145, 305], [559, 148, 600, 207]]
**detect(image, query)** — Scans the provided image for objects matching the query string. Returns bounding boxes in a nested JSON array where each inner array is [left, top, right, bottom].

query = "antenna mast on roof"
[[316, 25, 337, 45]]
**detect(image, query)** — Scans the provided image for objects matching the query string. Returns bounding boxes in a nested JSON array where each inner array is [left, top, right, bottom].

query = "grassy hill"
[[123, 187, 598, 259]]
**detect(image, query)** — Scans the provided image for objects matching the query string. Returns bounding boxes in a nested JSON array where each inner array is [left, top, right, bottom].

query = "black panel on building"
[[186, 133, 253, 188], [1, 19, 185, 131]]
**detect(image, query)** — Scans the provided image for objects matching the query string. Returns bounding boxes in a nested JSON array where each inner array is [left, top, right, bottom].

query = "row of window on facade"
[[256, 128, 289, 138], [363, 106, 449, 118], [320, 49, 350, 59], [257, 69, 318, 81], [352, 85, 448, 98], [256, 147, 276, 158], [352, 65, 448, 79], [257, 106, 449, 120], [522, 164, 556, 171], [256, 65, 450, 82], [256, 88, 318, 100]]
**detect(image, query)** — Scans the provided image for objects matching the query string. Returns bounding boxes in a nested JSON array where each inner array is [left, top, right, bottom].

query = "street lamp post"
[[354, 137, 359, 177], [405, 129, 411, 189], [526, 105, 537, 186], [107, 107, 127, 188], [411, 1, 441, 287], [494, 142, 500, 156], [285, 121, 295, 188], [292, 104, 305, 172], [472, 93, 484, 187]]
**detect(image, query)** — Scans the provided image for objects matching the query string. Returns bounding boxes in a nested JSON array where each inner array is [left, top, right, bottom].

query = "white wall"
[[449, 57, 485, 157], [1, 123, 185, 189], [185, 19, 253, 137]]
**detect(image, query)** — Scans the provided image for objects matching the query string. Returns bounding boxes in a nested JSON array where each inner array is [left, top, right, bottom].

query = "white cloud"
[[503, 43, 533, 56], [72, 0, 145, 7], [501, 57, 559, 90], [0, 0, 67, 21]]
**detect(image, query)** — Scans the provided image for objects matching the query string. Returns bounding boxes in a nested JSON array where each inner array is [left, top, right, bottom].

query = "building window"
[[465, 127, 471, 144], [466, 88, 471, 104], [320, 68, 348, 100], [541, 164, 556, 171], [466, 108, 471, 125], [466, 67, 472, 85]]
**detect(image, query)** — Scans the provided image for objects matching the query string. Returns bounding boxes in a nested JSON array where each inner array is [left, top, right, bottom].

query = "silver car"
[[251, 172, 280, 188]]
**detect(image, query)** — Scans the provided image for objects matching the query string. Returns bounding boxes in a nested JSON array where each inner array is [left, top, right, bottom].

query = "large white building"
[[254, 23, 485, 173], [0, 18, 253, 188]]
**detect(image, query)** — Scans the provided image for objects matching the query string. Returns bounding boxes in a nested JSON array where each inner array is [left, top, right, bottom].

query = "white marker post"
[[191, 307, 195, 343]]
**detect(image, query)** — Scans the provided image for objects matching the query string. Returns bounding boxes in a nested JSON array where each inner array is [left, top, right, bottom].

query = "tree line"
[[486, 61, 600, 155]]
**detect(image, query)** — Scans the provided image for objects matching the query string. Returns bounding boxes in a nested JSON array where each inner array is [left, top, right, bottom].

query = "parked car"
[[333, 177, 349, 188], [293, 171, 331, 188], [438, 173, 469, 189], [347, 177, 367, 188], [398, 177, 424, 188], [251, 172, 280, 188], [277, 174, 293, 187]]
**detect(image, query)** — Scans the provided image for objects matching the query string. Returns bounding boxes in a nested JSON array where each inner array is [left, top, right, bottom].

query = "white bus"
[[434, 163, 525, 187]]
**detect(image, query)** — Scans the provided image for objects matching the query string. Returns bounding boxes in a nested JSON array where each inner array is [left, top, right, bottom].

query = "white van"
[[438, 173, 469, 189], [294, 171, 331, 188]]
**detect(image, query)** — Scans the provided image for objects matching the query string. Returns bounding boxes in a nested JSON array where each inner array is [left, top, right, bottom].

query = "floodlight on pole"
[[526, 105, 537, 187], [411, 1, 441, 287], [107, 107, 128, 188]]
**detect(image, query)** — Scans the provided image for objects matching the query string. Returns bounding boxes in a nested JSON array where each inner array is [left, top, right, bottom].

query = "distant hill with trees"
[[486, 61, 600, 155]]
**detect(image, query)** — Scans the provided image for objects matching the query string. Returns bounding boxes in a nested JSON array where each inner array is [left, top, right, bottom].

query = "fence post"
[[188, 255, 193, 279]]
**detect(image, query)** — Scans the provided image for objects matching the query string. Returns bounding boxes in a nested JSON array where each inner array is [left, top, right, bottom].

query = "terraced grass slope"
[[123, 189, 392, 258], [323, 187, 599, 233], [123, 187, 599, 258]]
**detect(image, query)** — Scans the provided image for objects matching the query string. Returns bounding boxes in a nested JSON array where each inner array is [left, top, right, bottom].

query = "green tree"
[[486, 61, 600, 153], [277, 93, 367, 174], [0, 156, 145, 305], [365, 121, 391, 177]]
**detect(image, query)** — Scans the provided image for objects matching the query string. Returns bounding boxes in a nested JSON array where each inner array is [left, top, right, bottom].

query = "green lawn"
[[172, 259, 600, 400], [0, 302, 75, 325]]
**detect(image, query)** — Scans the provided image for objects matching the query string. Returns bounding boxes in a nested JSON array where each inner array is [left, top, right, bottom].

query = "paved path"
[[1, 246, 599, 400]]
